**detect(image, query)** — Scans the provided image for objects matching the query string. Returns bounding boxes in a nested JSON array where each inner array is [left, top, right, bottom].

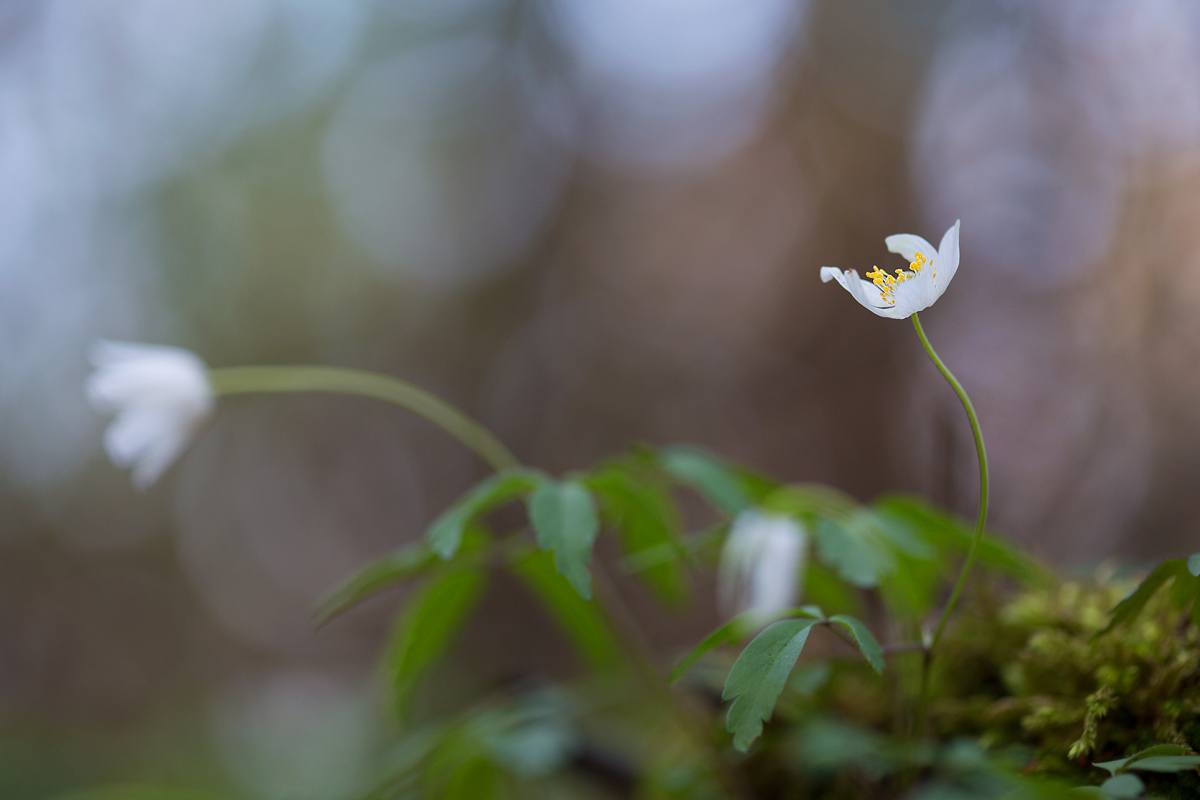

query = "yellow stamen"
[[867, 250, 927, 304]]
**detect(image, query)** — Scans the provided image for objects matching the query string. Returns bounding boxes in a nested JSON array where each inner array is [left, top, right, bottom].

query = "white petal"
[[888, 267, 939, 317], [86, 340, 213, 488], [719, 511, 807, 626], [883, 233, 937, 264], [932, 219, 961, 296], [820, 267, 908, 319]]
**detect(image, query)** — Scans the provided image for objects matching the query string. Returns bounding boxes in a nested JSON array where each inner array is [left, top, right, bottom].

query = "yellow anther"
[[911, 252, 926, 272]]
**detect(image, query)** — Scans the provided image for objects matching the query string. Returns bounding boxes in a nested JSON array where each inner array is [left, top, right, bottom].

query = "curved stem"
[[207, 365, 520, 473], [910, 312, 989, 730]]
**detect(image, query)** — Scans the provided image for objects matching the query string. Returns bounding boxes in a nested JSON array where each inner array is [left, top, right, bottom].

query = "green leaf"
[[1098, 773, 1144, 799], [527, 479, 600, 600], [873, 494, 1042, 581], [760, 483, 858, 518], [660, 446, 751, 516], [385, 566, 488, 718], [669, 618, 743, 683], [588, 464, 689, 604], [1095, 744, 1198, 775], [314, 540, 440, 625], [1093, 560, 1188, 640], [814, 512, 896, 589], [428, 470, 544, 559], [803, 560, 864, 617], [722, 618, 820, 751], [1122, 755, 1200, 772], [829, 614, 885, 674], [797, 604, 826, 619], [1189, 554, 1200, 578], [508, 548, 623, 672]]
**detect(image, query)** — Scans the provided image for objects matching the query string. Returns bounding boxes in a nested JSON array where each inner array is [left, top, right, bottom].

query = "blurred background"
[[3, 0, 1200, 796]]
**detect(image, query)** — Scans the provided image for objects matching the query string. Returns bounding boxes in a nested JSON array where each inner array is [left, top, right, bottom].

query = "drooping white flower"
[[85, 340, 214, 489], [718, 510, 807, 627], [820, 220, 961, 318]]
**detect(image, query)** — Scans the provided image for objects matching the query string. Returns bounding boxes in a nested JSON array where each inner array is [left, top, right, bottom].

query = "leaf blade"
[[1093, 560, 1187, 640], [722, 618, 820, 751], [385, 566, 488, 718], [527, 479, 600, 600], [660, 446, 751, 516], [668, 618, 742, 684], [314, 540, 440, 625], [427, 470, 543, 559], [829, 614, 885, 674]]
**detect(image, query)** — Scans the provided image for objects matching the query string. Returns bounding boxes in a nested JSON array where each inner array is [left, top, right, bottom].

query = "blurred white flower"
[[718, 510, 807, 627], [820, 220, 961, 319], [85, 341, 214, 489]]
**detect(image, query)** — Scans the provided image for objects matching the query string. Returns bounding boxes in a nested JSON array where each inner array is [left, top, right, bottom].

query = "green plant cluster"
[[930, 574, 1200, 795]]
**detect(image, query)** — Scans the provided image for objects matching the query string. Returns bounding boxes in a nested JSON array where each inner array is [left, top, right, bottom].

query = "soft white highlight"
[[718, 510, 807, 627], [85, 340, 214, 489]]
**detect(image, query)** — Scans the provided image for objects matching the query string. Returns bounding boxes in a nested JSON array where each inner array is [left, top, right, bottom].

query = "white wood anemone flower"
[[718, 510, 808, 628], [820, 220, 961, 318], [85, 341, 214, 489]]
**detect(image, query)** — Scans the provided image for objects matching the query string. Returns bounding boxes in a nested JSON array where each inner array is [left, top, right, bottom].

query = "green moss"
[[931, 575, 1200, 791]]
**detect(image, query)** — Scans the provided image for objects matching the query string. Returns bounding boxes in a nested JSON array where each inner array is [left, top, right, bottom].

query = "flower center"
[[866, 252, 927, 304]]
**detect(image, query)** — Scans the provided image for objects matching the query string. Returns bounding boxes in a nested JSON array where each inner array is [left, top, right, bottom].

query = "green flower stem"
[[207, 365, 520, 473], [911, 312, 989, 729]]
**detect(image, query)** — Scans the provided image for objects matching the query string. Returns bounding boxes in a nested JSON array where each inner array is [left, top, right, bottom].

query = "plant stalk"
[[910, 312, 989, 734], [208, 365, 520, 473]]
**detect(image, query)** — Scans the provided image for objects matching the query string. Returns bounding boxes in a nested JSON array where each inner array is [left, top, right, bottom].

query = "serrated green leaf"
[[829, 614, 884, 674], [527, 479, 599, 599], [1099, 773, 1144, 799], [428, 470, 544, 559], [660, 446, 751, 516], [588, 464, 689, 604], [669, 618, 742, 683], [1093, 560, 1188, 640], [722, 618, 820, 751], [508, 548, 623, 672], [314, 540, 440, 625], [386, 566, 488, 718], [1099, 743, 1190, 777]]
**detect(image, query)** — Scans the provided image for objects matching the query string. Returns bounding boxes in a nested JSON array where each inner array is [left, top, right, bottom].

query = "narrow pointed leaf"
[[527, 479, 599, 599], [1095, 744, 1197, 775], [509, 548, 623, 672], [428, 470, 544, 559], [588, 464, 689, 604], [386, 566, 488, 718], [314, 540, 439, 625], [1093, 560, 1187, 640], [1121, 755, 1200, 773], [722, 618, 820, 751], [873, 494, 1043, 581], [669, 618, 742, 683], [829, 614, 884, 674], [660, 446, 750, 516]]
